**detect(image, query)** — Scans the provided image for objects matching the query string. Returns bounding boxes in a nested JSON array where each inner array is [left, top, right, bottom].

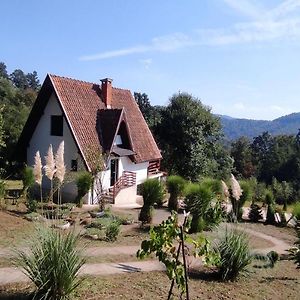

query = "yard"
[[0, 202, 299, 299]]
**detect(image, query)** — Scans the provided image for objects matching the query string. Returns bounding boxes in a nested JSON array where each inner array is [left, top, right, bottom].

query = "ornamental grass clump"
[[139, 179, 165, 224], [15, 226, 85, 300], [167, 175, 186, 211], [216, 228, 252, 281], [184, 183, 214, 233]]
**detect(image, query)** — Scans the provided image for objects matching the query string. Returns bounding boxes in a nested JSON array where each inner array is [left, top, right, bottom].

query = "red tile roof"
[[19, 74, 161, 170]]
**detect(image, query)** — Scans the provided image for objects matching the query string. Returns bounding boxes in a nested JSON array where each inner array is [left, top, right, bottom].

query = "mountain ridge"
[[218, 112, 300, 140]]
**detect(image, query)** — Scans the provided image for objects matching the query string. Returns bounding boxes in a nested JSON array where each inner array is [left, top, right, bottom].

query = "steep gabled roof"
[[17, 74, 161, 170]]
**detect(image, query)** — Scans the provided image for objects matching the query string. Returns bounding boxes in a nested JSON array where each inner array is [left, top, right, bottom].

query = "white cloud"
[[79, 0, 300, 61], [222, 0, 264, 19]]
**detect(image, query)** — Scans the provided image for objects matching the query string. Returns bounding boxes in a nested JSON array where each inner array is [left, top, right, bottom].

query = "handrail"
[[113, 171, 136, 200]]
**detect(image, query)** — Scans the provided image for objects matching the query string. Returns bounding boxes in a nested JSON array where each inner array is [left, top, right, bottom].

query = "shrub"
[[248, 204, 263, 223], [76, 172, 93, 207], [216, 229, 252, 281], [139, 179, 164, 224], [185, 183, 214, 232], [292, 202, 300, 220], [201, 177, 222, 195], [27, 198, 38, 213], [105, 221, 121, 242], [15, 226, 85, 299], [265, 190, 276, 225], [22, 166, 35, 194], [289, 230, 300, 268], [167, 175, 185, 211], [235, 180, 253, 220]]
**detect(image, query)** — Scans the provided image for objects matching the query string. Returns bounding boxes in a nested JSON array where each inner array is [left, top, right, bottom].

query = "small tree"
[[76, 172, 93, 207], [139, 179, 164, 224], [167, 175, 185, 211], [265, 190, 276, 225], [248, 204, 263, 222]]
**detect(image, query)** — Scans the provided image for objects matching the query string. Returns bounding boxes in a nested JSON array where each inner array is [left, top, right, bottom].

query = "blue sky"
[[1, 0, 300, 120]]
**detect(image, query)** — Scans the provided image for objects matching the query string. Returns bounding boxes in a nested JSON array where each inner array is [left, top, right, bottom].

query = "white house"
[[17, 74, 162, 205]]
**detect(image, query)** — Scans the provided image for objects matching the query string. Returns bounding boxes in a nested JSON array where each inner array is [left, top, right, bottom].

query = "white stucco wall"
[[119, 157, 149, 184], [27, 93, 84, 201]]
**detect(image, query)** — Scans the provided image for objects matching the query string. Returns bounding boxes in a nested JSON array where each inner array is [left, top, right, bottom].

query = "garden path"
[[0, 225, 293, 285]]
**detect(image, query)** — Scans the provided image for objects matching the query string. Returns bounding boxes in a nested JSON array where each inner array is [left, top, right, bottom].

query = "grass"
[[1, 260, 299, 299], [0, 211, 34, 247]]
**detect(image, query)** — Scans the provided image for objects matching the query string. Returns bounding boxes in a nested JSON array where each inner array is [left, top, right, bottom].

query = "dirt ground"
[[0, 260, 299, 300]]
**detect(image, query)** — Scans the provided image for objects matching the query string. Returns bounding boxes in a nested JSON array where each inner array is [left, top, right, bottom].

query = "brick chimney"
[[101, 78, 113, 108]]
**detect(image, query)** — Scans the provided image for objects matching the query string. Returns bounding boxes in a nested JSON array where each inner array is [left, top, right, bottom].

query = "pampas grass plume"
[[221, 180, 230, 202], [33, 151, 42, 185], [230, 174, 243, 201], [55, 141, 66, 183], [44, 144, 56, 180]]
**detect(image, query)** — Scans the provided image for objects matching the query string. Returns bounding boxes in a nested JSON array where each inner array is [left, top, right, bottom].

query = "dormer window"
[[51, 115, 63, 136], [114, 135, 122, 146]]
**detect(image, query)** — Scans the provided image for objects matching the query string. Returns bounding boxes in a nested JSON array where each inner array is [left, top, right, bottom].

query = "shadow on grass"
[[188, 267, 221, 282], [0, 292, 33, 300], [259, 276, 298, 283]]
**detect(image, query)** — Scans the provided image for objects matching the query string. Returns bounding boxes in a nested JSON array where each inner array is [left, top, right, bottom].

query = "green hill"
[[219, 112, 300, 140]]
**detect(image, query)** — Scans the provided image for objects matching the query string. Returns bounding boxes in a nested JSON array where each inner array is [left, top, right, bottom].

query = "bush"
[[201, 177, 222, 195], [15, 226, 85, 299], [167, 175, 185, 211], [27, 198, 38, 213], [139, 179, 164, 224], [292, 202, 300, 220], [185, 183, 214, 232], [265, 190, 276, 225], [216, 229, 252, 281], [105, 221, 121, 242], [248, 204, 263, 223], [235, 181, 253, 220], [289, 230, 300, 268], [22, 166, 35, 193], [76, 172, 93, 207]]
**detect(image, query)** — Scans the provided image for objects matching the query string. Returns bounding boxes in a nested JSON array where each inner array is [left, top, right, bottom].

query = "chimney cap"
[[100, 78, 113, 84]]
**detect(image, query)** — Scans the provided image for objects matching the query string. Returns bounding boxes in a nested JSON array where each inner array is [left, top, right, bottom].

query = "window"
[[51, 115, 63, 136], [71, 159, 78, 171]]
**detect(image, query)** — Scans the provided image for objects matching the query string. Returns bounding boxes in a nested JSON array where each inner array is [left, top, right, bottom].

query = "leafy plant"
[[105, 221, 121, 242], [139, 179, 165, 224], [215, 229, 252, 281], [22, 166, 35, 194], [137, 212, 216, 298], [292, 202, 300, 220], [27, 197, 38, 213], [167, 175, 185, 211], [248, 204, 263, 223], [265, 190, 276, 225], [289, 229, 300, 268], [15, 226, 85, 299], [185, 183, 214, 232], [76, 172, 93, 207]]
